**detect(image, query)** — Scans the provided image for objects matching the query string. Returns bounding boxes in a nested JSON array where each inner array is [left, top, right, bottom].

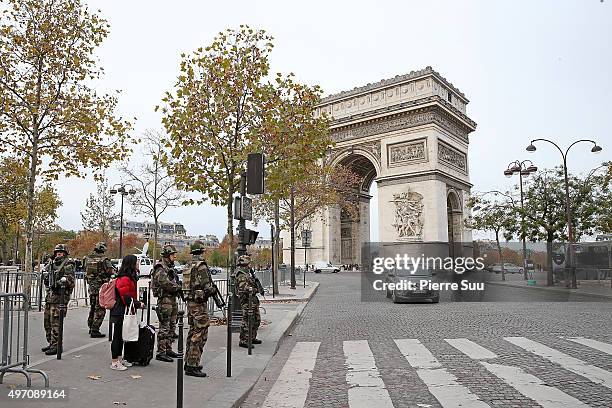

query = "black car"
[[385, 267, 439, 304]]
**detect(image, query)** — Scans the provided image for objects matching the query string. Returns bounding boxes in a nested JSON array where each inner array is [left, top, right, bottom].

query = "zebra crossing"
[[261, 336, 612, 408]]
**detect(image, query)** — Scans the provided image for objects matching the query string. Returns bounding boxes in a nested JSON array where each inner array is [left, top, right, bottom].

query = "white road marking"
[[343, 340, 394, 408], [445, 338, 498, 360], [393, 338, 441, 369], [262, 341, 320, 408], [482, 362, 589, 408], [566, 337, 612, 355], [394, 339, 490, 408], [505, 336, 612, 390]]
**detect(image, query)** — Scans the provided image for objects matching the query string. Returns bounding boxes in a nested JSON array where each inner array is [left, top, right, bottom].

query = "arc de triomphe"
[[281, 67, 477, 266]]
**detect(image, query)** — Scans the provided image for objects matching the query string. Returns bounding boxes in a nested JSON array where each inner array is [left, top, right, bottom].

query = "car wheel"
[[314, 269, 321, 274], [431, 295, 440, 304], [332, 269, 339, 273]]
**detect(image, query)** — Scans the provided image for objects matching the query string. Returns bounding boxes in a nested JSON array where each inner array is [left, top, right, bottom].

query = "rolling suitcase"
[[124, 308, 156, 366]]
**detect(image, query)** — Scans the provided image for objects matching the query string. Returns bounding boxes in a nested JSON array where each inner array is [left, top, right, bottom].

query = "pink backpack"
[[98, 279, 117, 309]]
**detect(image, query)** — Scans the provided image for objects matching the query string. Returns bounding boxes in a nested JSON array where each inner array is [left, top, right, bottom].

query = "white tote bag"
[[122, 299, 139, 342]]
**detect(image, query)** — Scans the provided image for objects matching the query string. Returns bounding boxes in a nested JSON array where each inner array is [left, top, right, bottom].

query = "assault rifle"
[[209, 282, 226, 309], [250, 269, 265, 296]]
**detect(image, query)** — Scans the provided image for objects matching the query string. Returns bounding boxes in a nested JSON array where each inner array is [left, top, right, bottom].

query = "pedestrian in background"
[[110, 254, 142, 371]]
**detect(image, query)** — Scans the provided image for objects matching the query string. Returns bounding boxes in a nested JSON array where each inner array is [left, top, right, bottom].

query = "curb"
[[487, 281, 612, 300], [225, 282, 319, 408], [260, 282, 320, 304]]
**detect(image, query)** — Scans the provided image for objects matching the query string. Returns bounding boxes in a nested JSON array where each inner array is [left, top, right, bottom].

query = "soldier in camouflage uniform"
[[152, 244, 181, 362], [85, 242, 114, 338], [234, 255, 262, 348], [41, 244, 76, 355], [182, 240, 215, 377]]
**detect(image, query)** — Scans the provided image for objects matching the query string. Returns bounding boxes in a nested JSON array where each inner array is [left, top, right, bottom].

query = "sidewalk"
[[486, 270, 612, 299], [1, 282, 319, 408]]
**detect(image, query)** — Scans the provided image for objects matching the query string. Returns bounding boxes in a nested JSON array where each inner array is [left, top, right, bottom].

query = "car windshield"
[[393, 266, 431, 277]]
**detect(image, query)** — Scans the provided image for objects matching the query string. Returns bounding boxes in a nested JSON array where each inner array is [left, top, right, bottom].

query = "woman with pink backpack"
[[109, 254, 144, 371]]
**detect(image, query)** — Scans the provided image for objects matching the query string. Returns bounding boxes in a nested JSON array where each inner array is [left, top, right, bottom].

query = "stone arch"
[[331, 152, 379, 265]]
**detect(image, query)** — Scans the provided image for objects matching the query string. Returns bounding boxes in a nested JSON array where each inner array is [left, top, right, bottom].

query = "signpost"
[[301, 229, 311, 289], [227, 153, 265, 377]]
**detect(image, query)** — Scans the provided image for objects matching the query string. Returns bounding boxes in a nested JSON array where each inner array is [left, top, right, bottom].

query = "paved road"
[[242, 273, 612, 408]]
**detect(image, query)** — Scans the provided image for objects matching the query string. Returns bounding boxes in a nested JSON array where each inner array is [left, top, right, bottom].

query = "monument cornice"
[[329, 95, 476, 131], [320, 66, 468, 104], [376, 170, 473, 191], [329, 100, 474, 144]]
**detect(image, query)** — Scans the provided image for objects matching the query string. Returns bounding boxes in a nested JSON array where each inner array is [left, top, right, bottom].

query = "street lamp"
[[110, 183, 136, 259], [504, 160, 538, 280], [526, 138, 603, 289]]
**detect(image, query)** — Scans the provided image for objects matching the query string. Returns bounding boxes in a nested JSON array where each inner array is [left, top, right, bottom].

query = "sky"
[[53, 0, 612, 241]]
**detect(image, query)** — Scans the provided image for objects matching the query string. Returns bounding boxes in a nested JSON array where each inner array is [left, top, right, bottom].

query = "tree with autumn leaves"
[[159, 26, 353, 278], [0, 0, 132, 273]]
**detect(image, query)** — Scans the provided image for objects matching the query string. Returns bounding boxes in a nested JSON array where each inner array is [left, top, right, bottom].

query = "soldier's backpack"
[[85, 256, 102, 282], [98, 279, 117, 309], [150, 263, 162, 297]]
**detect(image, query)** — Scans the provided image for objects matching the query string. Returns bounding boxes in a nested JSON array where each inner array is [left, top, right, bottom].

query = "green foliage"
[[517, 167, 604, 242]]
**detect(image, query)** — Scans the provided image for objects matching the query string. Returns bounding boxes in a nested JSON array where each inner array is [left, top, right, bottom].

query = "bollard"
[[176, 311, 185, 408], [303, 265, 306, 289], [226, 287, 232, 377], [38, 274, 44, 312], [247, 293, 253, 355], [57, 277, 67, 360]]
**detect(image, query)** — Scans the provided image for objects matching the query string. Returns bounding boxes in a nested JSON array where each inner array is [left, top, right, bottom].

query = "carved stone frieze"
[[438, 142, 467, 173], [390, 189, 424, 241], [330, 105, 469, 144], [387, 139, 427, 167]]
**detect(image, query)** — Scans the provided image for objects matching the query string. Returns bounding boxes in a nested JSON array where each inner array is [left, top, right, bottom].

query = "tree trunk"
[[546, 238, 554, 286], [290, 187, 296, 289], [153, 214, 159, 261], [495, 230, 505, 281], [273, 198, 280, 295], [24, 142, 39, 274], [226, 187, 235, 266]]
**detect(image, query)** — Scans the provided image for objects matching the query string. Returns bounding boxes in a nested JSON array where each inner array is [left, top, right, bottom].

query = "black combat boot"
[[184, 365, 207, 378], [166, 350, 179, 358], [239, 342, 249, 348], [252, 339, 262, 344], [155, 352, 173, 362], [41, 345, 51, 352], [90, 330, 106, 338], [45, 347, 58, 355]]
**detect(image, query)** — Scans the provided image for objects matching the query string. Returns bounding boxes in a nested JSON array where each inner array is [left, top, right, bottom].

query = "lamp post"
[[110, 183, 136, 259], [526, 139, 603, 289], [504, 160, 538, 280]]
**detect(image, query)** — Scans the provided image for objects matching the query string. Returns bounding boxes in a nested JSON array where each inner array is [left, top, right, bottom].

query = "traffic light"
[[247, 153, 264, 195]]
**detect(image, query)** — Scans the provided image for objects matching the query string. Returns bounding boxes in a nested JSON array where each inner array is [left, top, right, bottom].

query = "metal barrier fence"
[[0, 293, 49, 387], [0, 270, 90, 310]]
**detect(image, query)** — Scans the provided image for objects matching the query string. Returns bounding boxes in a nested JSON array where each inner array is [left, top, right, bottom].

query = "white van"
[[115, 243, 155, 277]]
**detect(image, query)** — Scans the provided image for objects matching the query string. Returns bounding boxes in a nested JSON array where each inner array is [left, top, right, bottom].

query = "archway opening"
[[336, 153, 378, 266], [446, 190, 462, 258]]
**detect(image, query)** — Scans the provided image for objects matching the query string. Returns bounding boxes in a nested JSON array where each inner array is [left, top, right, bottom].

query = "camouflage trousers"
[[185, 301, 210, 367], [44, 302, 67, 347], [87, 292, 106, 332], [239, 296, 261, 343], [156, 297, 178, 353]]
